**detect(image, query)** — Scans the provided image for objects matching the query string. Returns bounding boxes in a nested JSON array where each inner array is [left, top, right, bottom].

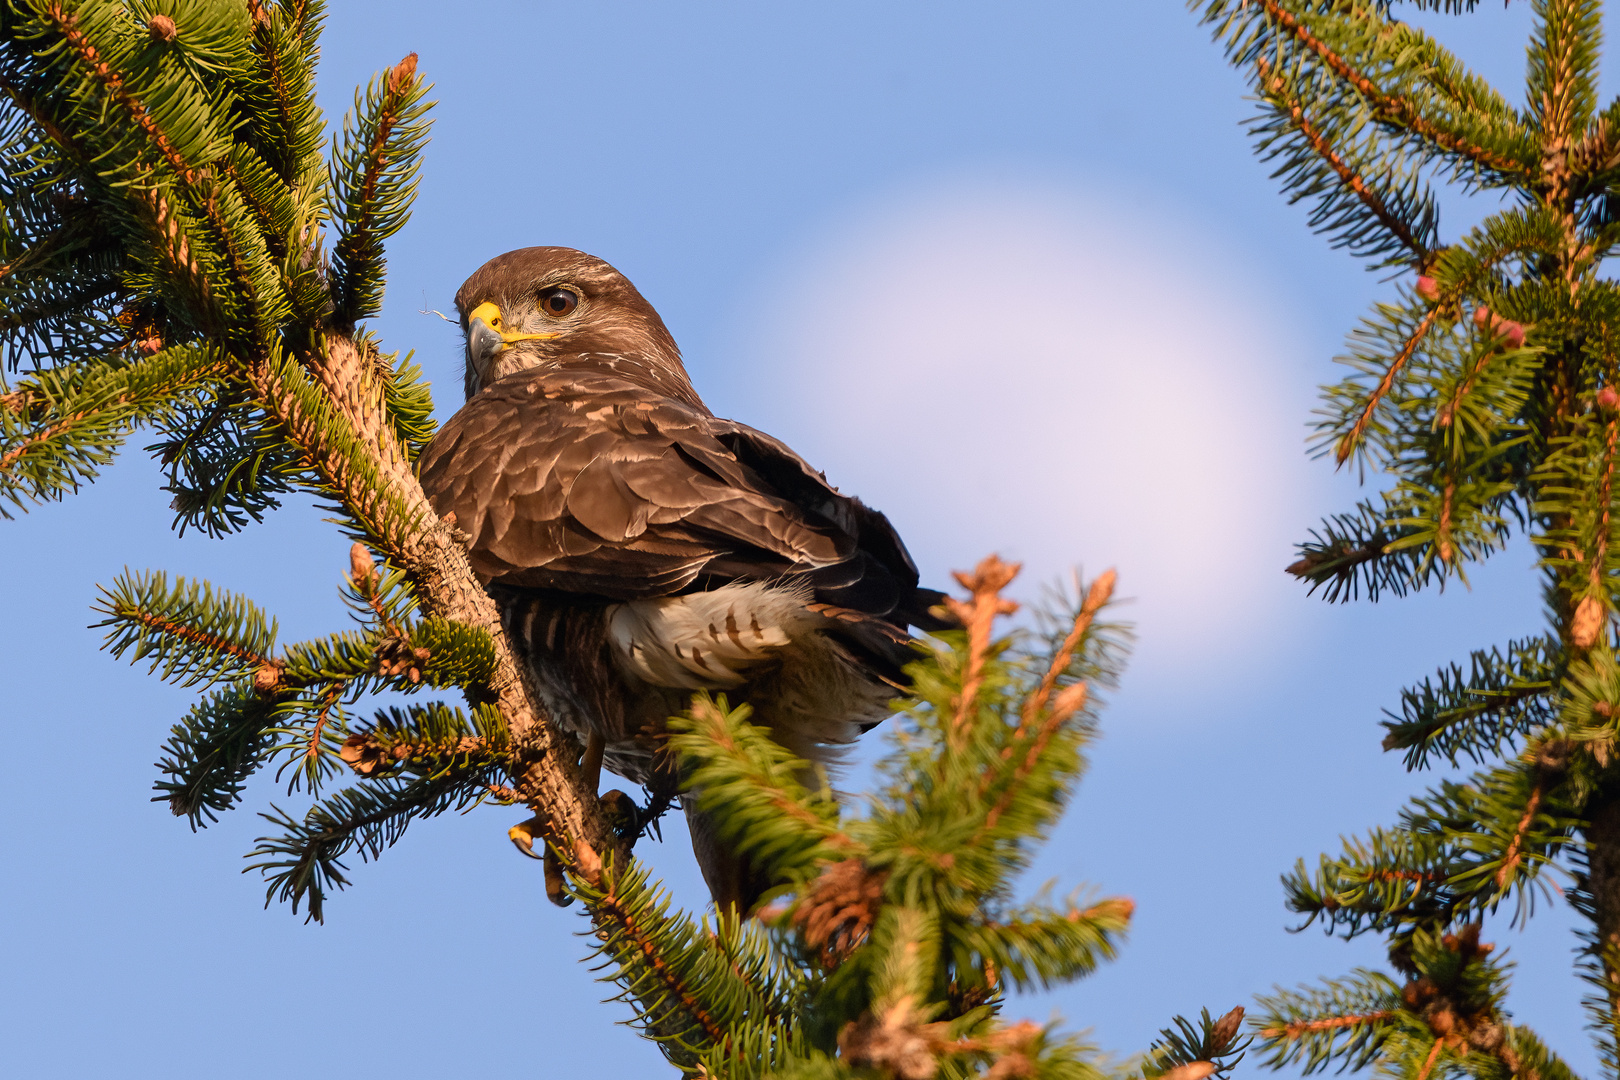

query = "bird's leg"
[[542, 846, 573, 907], [580, 729, 605, 795]]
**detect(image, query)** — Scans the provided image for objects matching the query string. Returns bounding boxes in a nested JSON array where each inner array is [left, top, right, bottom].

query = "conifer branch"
[[1496, 777, 1546, 890], [1259, 1012, 1398, 1038], [1574, 410, 1619, 648], [1249, 0, 1531, 179], [980, 681, 1088, 836], [0, 68, 83, 164], [1013, 569, 1114, 735], [671, 694, 854, 889], [1252, 969, 1404, 1073], [1204, 4, 1602, 1073], [1413, 1036, 1445, 1080], [337, 701, 509, 780], [962, 898, 1132, 991], [93, 569, 278, 688], [1380, 636, 1560, 770], [156, 683, 278, 825], [1337, 306, 1438, 466], [240, 0, 323, 187], [1528, 0, 1600, 191], [0, 346, 227, 512], [41, 2, 201, 184], [249, 770, 491, 921], [328, 52, 429, 329], [1256, 58, 1430, 265], [575, 860, 810, 1073], [591, 879, 731, 1051]]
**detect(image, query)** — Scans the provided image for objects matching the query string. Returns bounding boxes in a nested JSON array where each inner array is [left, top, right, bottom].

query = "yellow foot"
[[507, 815, 544, 859], [508, 814, 573, 907]]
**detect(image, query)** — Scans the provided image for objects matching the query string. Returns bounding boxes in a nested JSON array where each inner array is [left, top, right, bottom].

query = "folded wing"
[[419, 361, 936, 634]]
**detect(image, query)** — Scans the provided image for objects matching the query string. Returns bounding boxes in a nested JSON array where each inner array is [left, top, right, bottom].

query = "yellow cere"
[[468, 300, 504, 331], [468, 300, 561, 345]]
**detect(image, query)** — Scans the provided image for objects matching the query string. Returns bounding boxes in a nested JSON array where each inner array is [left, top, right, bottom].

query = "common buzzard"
[[418, 247, 948, 908]]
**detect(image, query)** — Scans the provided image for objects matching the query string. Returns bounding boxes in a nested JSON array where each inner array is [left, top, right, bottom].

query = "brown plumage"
[[418, 247, 948, 909]]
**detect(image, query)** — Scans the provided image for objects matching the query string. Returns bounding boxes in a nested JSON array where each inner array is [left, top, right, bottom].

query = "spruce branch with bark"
[[1196, 0, 1620, 1075]]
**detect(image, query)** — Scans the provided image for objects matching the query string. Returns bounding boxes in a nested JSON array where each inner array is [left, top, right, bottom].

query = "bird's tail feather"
[[682, 794, 771, 915]]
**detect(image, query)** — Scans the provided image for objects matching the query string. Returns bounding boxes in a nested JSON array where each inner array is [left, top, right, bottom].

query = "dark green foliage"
[[250, 770, 494, 922], [1381, 636, 1561, 769], [146, 390, 304, 537], [0, 0, 430, 525], [1196, 0, 1620, 1074], [576, 861, 810, 1076], [155, 681, 276, 826], [326, 53, 431, 329], [92, 542, 504, 895], [0, 345, 225, 514], [1287, 498, 1452, 602], [368, 333, 436, 458], [94, 568, 277, 687]]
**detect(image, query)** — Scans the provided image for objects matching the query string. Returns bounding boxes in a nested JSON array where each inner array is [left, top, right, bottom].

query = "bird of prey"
[[418, 247, 948, 909]]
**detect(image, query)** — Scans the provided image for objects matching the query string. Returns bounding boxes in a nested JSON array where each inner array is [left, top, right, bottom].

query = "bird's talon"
[[508, 818, 544, 859]]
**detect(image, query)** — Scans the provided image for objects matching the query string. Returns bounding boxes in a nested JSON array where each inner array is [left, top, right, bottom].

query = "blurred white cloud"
[[721, 173, 1317, 683]]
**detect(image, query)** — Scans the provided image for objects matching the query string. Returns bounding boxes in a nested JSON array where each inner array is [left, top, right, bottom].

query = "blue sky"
[[0, 2, 1603, 1076]]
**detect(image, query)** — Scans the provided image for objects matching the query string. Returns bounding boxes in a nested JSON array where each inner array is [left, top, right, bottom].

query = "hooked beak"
[[466, 300, 560, 373], [468, 316, 504, 368]]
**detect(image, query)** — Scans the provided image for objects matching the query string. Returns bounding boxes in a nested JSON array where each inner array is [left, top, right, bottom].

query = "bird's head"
[[454, 247, 688, 399]]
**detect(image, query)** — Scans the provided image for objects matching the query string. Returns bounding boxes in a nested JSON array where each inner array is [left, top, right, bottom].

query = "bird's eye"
[[538, 287, 579, 318]]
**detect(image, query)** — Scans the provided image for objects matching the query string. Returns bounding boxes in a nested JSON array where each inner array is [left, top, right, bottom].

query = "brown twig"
[[1337, 306, 1439, 465], [304, 683, 340, 769], [1573, 416, 1618, 649], [979, 682, 1087, 836], [1261, 1012, 1397, 1038], [942, 555, 1021, 749], [1013, 569, 1115, 735], [1414, 1037, 1446, 1080], [1367, 869, 1443, 884], [1436, 477, 1455, 564], [1495, 777, 1546, 889], [108, 607, 274, 673], [964, 566, 1113, 837], [1258, 59, 1427, 262]]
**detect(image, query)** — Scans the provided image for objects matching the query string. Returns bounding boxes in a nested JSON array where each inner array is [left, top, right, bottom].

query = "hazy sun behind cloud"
[[715, 173, 1317, 686]]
